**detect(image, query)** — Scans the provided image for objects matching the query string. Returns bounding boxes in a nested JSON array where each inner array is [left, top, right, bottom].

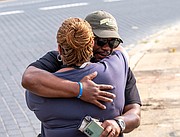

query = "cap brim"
[[93, 29, 123, 43]]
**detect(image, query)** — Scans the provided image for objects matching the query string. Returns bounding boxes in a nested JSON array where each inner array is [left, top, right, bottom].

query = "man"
[[22, 10, 141, 136]]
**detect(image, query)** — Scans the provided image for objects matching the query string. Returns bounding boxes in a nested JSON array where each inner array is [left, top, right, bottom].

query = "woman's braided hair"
[[57, 17, 94, 66]]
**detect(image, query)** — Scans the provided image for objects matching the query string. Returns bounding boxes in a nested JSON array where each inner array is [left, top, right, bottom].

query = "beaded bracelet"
[[77, 82, 83, 98]]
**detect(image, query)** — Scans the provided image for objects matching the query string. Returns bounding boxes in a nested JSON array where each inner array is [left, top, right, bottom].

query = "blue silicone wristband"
[[77, 82, 83, 98]]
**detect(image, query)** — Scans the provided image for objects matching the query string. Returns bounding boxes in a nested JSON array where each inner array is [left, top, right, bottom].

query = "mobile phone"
[[79, 116, 104, 137]]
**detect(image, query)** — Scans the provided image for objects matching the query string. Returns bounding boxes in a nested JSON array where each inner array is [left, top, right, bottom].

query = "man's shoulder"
[[47, 50, 59, 56], [43, 50, 59, 60]]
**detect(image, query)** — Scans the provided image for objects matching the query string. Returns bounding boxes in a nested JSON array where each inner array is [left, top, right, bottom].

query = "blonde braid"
[[57, 18, 94, 66]]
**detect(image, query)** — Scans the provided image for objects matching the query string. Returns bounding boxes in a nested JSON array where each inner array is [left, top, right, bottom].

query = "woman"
[[26, 17, 128, 137]]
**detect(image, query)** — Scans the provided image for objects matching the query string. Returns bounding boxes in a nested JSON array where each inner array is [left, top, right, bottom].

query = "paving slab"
[[126, 24, 180, 137]]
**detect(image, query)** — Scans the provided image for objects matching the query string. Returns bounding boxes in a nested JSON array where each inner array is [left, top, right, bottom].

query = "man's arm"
[[125, 68, 141, 105], [120, 103, 141, 133], [95, 68, 141, 137], [100, 46, 141, 136], [115, 45, 141, 131], [100, 103, 140, 137], [22, 66, 78, 97], [22, 66, 115, 109]]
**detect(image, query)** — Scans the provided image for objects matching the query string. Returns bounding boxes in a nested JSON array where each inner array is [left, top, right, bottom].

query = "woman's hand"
[[80, 71, 116, 109]]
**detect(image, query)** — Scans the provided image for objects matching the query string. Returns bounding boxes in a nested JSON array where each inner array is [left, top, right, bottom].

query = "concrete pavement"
[[126, 23, 180, 137]]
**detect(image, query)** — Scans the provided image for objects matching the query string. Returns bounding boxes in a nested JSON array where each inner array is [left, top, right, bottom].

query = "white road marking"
[[0, 0, 51, 8], [131, 26, 139, 30], [39, 2, 88, 11], [0, 0, 16, 3], [104, 0, 123, 2], [0, 10, 24, 16]]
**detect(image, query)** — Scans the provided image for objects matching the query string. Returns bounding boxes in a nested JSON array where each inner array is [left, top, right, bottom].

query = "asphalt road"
[[1, 0, 180, 48], [0, 0, 180, 137]]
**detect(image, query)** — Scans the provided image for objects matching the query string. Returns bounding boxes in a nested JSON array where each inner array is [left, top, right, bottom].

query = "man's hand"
[[100, 119, 120, 137], [80, 71, 115, 109]]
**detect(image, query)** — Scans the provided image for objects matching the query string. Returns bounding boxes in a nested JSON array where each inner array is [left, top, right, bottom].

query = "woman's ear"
[[92, 40, 94, 47], [58, 44, 62, 54]]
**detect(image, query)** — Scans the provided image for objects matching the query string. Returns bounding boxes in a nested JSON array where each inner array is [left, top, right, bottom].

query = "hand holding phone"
[[79, 116, 104, 137]]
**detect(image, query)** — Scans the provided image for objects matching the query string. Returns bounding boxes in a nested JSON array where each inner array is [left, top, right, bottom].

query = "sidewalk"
[[126, 24, 180, 137]]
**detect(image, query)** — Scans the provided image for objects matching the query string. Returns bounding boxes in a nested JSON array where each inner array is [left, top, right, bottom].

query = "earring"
[[57, 54, 62, 62]]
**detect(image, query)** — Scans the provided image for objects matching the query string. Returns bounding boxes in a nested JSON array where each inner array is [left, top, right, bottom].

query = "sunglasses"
[[95, 37, 122, 49]]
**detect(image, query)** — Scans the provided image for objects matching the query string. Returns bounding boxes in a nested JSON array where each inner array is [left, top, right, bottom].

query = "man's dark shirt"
[[30, 51, 141, 106]]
